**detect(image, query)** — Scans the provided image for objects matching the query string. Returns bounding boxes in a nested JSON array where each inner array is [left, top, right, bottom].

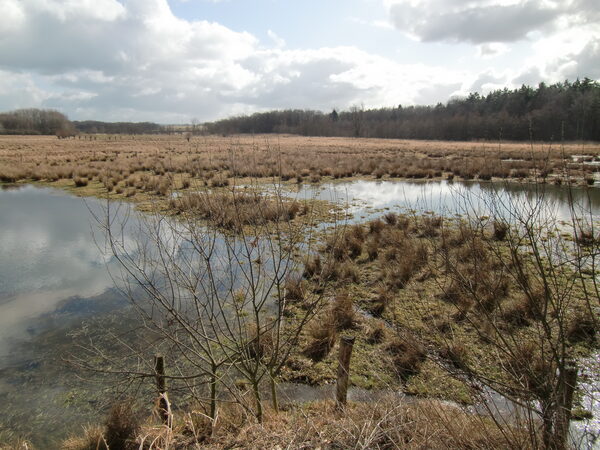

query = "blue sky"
[[0, 0, 598, 123]]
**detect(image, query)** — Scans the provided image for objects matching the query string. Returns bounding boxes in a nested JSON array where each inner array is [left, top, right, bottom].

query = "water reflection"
[[288, 180, 600, 222], [0, 186, 130, 361]]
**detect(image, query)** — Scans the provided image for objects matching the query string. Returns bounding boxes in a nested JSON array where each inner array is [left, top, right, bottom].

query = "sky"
[[0, 0, 598, 123]]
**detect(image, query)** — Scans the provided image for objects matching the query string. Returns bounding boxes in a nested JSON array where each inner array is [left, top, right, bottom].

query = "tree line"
[[72, 120, 165, 135], [0, 108, 74, 135], [205, 78, 600, 141], [0, 109, 166, 136]]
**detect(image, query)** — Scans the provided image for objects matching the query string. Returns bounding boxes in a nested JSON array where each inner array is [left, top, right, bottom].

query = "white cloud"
[[384, 0, 597, 44], [477, 43, 510, 58], [267, 30, 286, 49]]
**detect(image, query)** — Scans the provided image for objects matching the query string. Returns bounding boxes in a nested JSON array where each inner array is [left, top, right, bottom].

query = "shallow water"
[[0, 185, 137, 446], [0, 185, 131, 362], [284, 179, 600, 223]]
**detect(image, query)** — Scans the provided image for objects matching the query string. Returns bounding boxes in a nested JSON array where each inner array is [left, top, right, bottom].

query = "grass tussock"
[[170, 191, 302, 231], [386, 336, 427, 381], [63, 401, 139, 450]]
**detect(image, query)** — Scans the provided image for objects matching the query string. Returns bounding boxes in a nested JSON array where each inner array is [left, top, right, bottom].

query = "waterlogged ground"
[[1, 181, 599, 447]]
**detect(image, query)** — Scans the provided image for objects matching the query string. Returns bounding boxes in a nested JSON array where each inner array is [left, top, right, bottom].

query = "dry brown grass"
[[169, 190, 302, 231], [63, 396, 529, 449], [209, 397, 531, 449], [1, 135, 598, 193]]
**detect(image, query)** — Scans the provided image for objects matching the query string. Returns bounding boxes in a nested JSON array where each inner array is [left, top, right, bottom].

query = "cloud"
[[477, 43, 510, 58], [0, 0, 470, 122], [384, 0, 597, 44], [0, 0, 597, 123], [267, 30, 286, 49]]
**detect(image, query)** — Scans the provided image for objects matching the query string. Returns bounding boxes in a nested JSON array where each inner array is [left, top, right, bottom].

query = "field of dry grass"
[[1, 135, 599, 197]]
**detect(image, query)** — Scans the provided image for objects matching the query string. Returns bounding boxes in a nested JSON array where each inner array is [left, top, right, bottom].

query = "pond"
[[0, 181, 598, 447], [284, 179, 600, 224], [0, 185, 137, 447]]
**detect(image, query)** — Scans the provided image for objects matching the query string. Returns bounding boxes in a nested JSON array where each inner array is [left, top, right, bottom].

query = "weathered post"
[[335, 336, 355, 409], [554, 362, 578, 449], [154, 355, 169, 425]]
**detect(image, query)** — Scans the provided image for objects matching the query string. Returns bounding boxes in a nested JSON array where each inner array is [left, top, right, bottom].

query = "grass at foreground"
[[1, 135, 599, 193], [55, 396, 530, 449]]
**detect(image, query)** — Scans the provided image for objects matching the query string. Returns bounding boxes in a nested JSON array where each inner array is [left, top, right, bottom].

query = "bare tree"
[[82, 179, 337, 428]]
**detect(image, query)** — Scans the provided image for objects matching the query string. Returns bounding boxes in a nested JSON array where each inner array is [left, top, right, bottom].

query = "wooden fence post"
[[154, 355, 169, 425], [336, 336, 355, 409]]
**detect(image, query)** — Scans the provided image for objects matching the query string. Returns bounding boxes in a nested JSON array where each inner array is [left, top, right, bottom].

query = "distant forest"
[[206, 78, 600, 141], [72, 120, 164, 135], [1, 79, 599, 141], [0, 109, 73, 135]]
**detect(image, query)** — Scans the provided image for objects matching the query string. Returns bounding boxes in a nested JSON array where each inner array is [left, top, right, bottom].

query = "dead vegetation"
[[1, 135, 599, 196], [63, 396, 532, 450]]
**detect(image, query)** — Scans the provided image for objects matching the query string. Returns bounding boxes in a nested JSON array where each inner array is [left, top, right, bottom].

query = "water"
[[284, 179, 600, 223], [0, 181, 599, 447], [0, 185, 136, 446]]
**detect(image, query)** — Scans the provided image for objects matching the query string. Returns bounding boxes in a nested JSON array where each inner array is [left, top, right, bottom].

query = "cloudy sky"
[[0, 0, 598, 123]]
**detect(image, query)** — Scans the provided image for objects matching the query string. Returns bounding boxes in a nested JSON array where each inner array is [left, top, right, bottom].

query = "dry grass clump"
[[303, 293, 356, 361], [0, 432, 33, 450], [170, 191, 301, 231], [213, 397, 527, 449], [439, 340, 469, 371], [304, 312, 338, 361], [73, 176, 89, 187], [302, 254, 322, 279], [493, 220, 509, 240], [366, 321, 387, 344], [284, 275, 305, 302], [368, 287, 392, 316], [567, 313, 597, 344], [386, 336, 427, 381], [331, 293, 356, 330], [63, 401, 139, 450]]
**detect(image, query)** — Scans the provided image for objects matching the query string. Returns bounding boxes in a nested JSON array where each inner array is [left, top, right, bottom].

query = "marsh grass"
[[1, 135, 598, 196]]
